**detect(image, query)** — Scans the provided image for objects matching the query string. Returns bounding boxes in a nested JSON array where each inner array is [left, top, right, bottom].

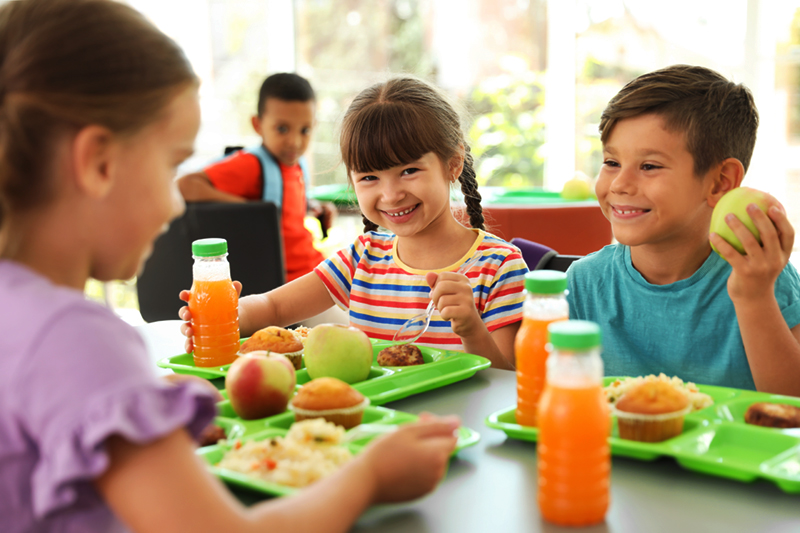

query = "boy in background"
[[178, 73, 333, 282], [568, 64, 800, 395]]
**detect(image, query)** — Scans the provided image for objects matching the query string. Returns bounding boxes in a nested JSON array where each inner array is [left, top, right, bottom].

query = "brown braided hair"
[[0, 0, 197, 222], [340, 77, 484, 232]]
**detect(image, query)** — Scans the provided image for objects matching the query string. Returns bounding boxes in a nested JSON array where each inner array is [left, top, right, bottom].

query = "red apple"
[[710, 187, 782, 257], [303, 324, 373, 384], [225, 352, 296, 420]]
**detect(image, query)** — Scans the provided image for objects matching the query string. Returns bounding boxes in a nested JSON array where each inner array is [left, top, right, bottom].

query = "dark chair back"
[[510, 237, 581, 273], [540, 254, 582, 272], [137, 202, 285, 322]]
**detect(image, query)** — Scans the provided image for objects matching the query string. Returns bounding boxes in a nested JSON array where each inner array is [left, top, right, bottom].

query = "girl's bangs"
[[343, 103, 441, 173]]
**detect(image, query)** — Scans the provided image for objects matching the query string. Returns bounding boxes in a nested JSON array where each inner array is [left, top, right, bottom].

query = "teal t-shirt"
[[566, 244, 800, 390]]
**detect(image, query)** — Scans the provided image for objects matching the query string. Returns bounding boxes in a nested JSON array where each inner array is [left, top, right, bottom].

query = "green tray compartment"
[[199, 405, 481, 497], [484, 380, 800, 493], [158, 339, 490, 406]]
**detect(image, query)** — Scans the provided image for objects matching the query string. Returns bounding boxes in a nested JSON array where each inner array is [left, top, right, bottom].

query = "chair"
[[539, 254, 582, 273], [511, 237, 581, 273], [137, 202, 285, 322]]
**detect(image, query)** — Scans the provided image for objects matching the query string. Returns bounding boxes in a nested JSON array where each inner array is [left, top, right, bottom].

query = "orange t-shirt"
[[204, 151, 324, 281]]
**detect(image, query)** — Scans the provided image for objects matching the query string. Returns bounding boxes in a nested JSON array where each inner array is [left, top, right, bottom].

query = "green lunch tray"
[[157, 339, 491, 405], [198, 404, 480, 497], [485, 377, 800, 493]]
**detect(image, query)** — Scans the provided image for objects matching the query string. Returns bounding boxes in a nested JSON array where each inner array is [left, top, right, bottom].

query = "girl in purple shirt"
[[0, 1, 458, 532]]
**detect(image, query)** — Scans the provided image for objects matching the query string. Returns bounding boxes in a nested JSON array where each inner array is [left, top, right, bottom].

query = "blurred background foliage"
[[467, 63, 546, 187]]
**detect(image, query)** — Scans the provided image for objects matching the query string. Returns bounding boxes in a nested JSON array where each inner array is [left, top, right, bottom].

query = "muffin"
[[613, 381, 691, 442], [377, 344, 425, 366], [240, 326, 304, 370], [745, 402, 800, 428], [289, 377, 369, 429]]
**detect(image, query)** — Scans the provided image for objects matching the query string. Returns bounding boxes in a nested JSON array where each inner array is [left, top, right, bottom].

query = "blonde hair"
[[0, 0, 197, 219]]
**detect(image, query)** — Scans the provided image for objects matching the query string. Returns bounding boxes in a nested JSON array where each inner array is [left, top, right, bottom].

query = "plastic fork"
[[392, 254, 481, 344], [341, 423, 399, 444]]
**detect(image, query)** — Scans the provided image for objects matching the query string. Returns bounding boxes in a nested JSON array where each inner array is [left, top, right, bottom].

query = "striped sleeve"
[[479, 241, 527, 332], [313, 235, 368, 312]]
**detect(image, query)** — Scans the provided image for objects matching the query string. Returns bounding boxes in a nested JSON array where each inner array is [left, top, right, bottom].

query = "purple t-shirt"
[[0, 261, 217, 532]]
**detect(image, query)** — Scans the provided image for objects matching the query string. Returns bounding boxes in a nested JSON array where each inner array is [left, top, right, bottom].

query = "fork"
[[341, 423, 399, 444], [392, 254, 481, 344]]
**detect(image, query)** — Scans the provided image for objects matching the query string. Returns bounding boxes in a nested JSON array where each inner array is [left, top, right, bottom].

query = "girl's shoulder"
[[358, 230, 395, 248], [476, 230, 525, 259], [0, 261, 136, 377]]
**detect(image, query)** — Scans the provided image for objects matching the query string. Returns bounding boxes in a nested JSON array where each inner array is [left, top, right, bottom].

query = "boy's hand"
[[425, 271, 482, 338], [178, 281, 242, 354], [361, 414, 459, 503], [710, 201, 794, 303], [309, 200, 336, 232]]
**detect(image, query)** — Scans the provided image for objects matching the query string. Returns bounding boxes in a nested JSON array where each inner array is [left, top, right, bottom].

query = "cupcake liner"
[[236, 349, 303, 370], [289, 397, 370, 430], [612, 404, 691, 443], [271, 349, 303, 370]]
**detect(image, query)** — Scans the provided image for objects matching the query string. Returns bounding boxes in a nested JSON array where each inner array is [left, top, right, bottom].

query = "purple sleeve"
[[12, 304, 217, 519]]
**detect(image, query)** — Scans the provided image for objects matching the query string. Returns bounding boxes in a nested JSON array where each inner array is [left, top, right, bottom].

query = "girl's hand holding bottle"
[[178, 281, 242, 354]]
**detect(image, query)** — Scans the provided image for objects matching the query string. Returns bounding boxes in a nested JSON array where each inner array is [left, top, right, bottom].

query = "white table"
[[137, 321, 800, 533]]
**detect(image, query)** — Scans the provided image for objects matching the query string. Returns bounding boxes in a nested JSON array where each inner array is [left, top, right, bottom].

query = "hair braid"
[[458, 148, 485, 231], [362, 213, 379, 233]]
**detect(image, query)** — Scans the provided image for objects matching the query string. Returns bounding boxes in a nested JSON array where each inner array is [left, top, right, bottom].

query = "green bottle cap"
[[192, 238, 228, 257], [548, 320, 601, 350], [524, 270, 568, 294]]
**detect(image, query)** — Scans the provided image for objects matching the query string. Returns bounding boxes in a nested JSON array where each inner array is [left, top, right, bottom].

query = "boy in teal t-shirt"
[[568, 65, 800, 395]]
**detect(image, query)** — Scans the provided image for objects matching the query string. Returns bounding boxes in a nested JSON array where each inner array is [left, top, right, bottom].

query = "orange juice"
[[537, 381, 610, 526], [515, 271, 568, 427], [189, 238, 240, 368], [189, 278, 240, 367], [516, 317, 562, 426], [537, 320, 609, 527]]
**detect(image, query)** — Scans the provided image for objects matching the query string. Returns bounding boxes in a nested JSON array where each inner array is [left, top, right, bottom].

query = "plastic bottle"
[[537, 320, 610, 526], [515, 270, 569, 427], [189, 238, 240, 367]]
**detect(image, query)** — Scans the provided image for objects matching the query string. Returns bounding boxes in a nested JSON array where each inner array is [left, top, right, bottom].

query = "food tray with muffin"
[[196, 404, 481, 497], [485, 376, 800, 493], [157, 338, 490, 406]]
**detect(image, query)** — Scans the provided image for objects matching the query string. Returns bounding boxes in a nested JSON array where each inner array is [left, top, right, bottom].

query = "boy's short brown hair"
[[599, 65, 758, 176]]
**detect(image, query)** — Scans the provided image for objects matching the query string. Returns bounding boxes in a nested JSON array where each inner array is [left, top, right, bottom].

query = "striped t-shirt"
[[314, 230, 528, 351]]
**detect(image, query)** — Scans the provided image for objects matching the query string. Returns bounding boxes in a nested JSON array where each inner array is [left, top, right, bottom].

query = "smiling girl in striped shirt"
[[181, 77, 528, 369]]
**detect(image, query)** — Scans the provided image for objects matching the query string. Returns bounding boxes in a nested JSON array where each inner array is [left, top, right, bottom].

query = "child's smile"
[[596, 113, 714, 250], [353, 152, 451, 237], [382, 203, 420, 223]]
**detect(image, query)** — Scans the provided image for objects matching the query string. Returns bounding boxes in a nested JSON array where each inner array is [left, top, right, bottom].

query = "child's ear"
[[707, 158, 745, 207], [71, 125, 115, 199], [251, 115, 262, 135], [448, 145, 465, 182]]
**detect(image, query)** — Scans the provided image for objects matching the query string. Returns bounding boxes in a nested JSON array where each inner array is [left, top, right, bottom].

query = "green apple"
[[225, 352, 296, 420], [561, 176, 593, 201], [710, 187, 780, 256], [303, 324, 373, 384]]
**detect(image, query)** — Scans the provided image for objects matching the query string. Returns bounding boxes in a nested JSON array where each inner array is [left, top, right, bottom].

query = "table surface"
[[138, 322, 800, 533]]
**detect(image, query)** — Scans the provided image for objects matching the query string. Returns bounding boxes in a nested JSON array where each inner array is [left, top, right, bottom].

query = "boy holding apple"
[[568, 64, 800, 395]]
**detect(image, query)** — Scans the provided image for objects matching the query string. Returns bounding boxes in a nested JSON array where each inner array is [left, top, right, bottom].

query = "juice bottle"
[[537, 320, 610, 527], [189, 238, 240, 367], [515, 270, 568, 427]]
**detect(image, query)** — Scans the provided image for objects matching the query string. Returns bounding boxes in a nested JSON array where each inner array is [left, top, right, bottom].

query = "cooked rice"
[[216, 419, 352, 488], [604, 373, 714, 412], [290, 326, 311, 345]]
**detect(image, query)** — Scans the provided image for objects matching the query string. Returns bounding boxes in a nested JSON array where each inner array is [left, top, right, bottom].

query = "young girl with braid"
[[181, 77, 528, 369], [0, 2, 459, 531]]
